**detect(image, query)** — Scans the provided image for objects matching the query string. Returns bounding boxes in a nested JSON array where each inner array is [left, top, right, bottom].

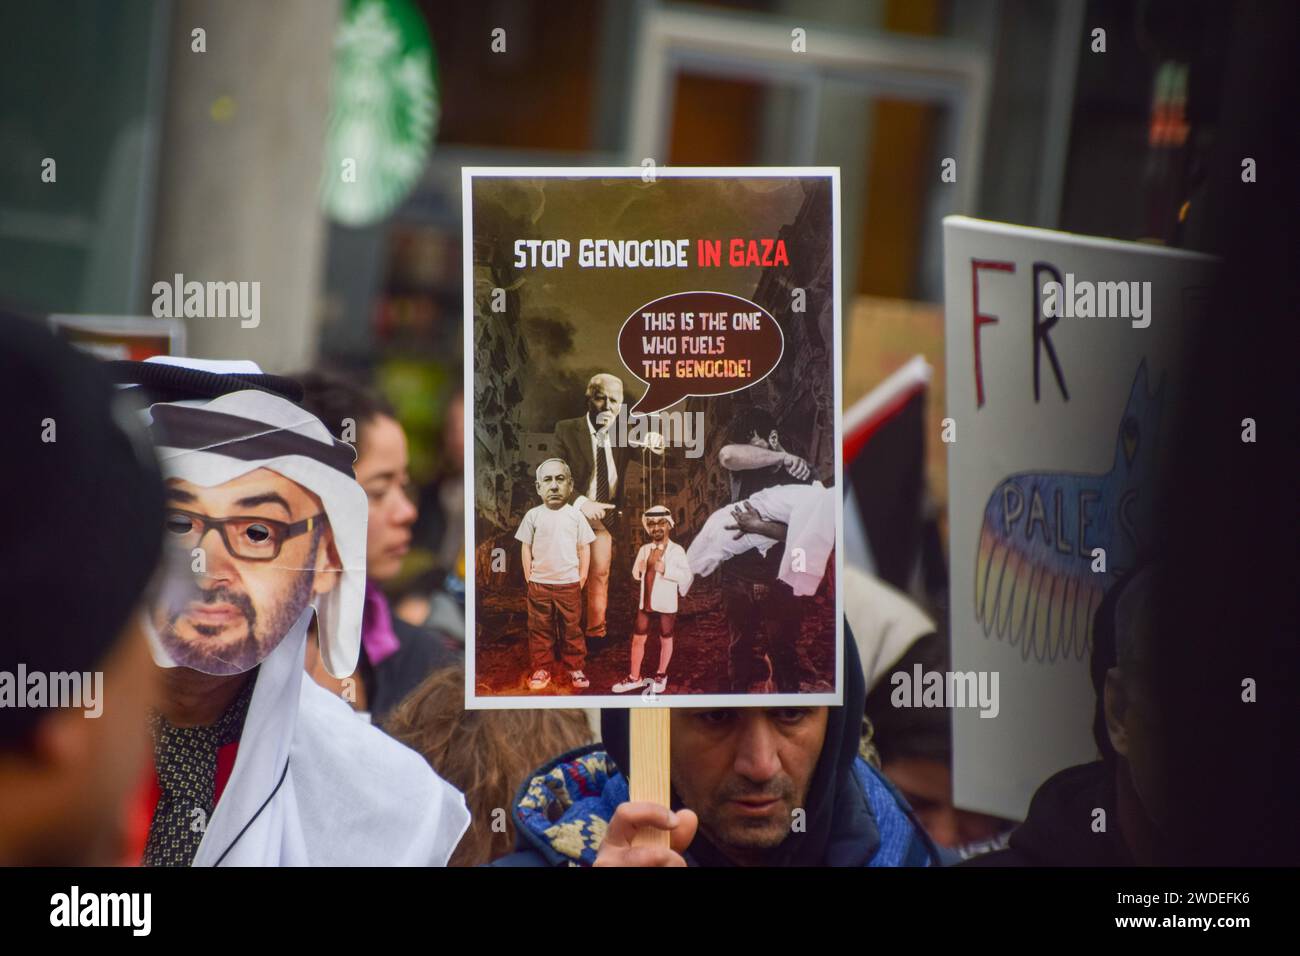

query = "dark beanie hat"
[[864, 630, 953, 765], [0, 311, 166, 747]]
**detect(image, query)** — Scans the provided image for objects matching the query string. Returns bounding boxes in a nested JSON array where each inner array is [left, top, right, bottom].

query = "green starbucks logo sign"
[[320, 0, 438, 227]]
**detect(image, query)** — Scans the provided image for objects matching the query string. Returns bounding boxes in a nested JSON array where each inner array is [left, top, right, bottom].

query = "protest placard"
[[464, 169, 843, 709]]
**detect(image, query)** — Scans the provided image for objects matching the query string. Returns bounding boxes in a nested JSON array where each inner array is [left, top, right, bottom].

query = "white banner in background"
[[942, 216, 1215, 820]]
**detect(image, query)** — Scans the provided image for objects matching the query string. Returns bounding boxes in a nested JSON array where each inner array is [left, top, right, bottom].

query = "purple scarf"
[[362, 580, 401, 666]]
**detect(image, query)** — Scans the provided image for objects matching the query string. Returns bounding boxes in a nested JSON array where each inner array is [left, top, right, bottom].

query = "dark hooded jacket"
[[491, 630, 943, 867], [362, 616, 460, 724], [961, 761, 1134, 866]]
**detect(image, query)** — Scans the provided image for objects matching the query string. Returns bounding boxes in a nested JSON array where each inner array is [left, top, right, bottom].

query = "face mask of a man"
[[139, 375, 367, 679]]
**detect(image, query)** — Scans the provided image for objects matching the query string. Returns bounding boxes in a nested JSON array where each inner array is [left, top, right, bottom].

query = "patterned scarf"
[[143, 676, 255, 867]]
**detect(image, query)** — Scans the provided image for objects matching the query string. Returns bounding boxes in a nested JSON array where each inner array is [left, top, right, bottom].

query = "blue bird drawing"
[[974, 360, 1164, 663]]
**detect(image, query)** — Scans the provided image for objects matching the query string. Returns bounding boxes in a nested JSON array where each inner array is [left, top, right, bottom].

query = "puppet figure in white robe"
[[613, 506, 693, 695]]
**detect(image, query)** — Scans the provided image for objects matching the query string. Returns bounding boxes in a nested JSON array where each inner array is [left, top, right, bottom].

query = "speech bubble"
[[618, 291, 784, 416]]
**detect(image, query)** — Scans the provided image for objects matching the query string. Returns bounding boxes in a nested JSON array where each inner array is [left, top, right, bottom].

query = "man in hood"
[[965, 565, 1166, 866], [491, 631, 942, 866], [112, 357, 469, 866]]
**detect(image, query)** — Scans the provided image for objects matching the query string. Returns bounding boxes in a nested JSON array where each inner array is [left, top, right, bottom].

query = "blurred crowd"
[[1, 314, 1206, 868]]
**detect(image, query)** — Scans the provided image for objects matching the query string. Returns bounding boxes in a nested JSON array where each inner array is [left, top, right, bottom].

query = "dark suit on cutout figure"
[[553, 373, 634, 639]]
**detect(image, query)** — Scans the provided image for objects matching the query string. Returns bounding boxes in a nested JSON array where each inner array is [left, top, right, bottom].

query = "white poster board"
[[942, 216, 1215, 819]]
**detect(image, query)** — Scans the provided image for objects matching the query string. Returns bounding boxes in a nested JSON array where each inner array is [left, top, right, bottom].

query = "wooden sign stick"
[[629, 706, 671, 848]]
